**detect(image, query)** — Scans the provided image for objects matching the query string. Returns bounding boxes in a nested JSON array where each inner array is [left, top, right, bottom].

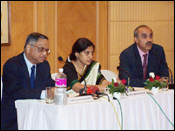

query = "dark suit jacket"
[[119, 43, 169, 87], [1, 52, 55, 130]]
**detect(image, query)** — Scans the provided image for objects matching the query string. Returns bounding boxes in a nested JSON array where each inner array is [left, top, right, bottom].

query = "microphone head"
[[91, 86, 99, 94], [79, 88, 84, 95], [58, 56, 63, 61]]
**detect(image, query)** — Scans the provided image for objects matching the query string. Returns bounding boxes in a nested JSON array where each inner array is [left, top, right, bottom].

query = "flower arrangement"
[[108, 79, 128, 95], [143, 75, 168, 90]]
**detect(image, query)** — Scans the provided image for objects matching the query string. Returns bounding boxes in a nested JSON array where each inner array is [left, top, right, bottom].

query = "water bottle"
[[54, 68, 67, 105], [55, 68, 67, 87]]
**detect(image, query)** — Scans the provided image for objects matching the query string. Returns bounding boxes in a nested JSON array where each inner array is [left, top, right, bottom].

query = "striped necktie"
[[30, 65, 35, 89], [143, 54, 147, 79]]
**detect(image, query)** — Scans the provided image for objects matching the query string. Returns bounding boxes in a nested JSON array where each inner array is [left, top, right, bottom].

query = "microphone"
[[91, 86, 110, 102], [79, 88, 85, 95], [79, 86, 110, 101], [58, 56, 87, 94], [91, 86, 99, 94], [152, 51, 174, 89], [79, 86, 99, 96], [117, 66, 130, 88]]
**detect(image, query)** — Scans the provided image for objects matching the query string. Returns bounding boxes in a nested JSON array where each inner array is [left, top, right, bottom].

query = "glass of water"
[[45, 87, 55, 104], [161, 77, 169, 91]]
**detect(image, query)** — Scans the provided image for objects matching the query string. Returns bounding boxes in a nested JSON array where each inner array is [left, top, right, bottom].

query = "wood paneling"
[[97, 1, 108, 70], [1, 1, 34, 75], [56, 1, 97, 72], [110, 1, 174, 22], [44, 1, 57, 73], [1, 1, 106, 76]]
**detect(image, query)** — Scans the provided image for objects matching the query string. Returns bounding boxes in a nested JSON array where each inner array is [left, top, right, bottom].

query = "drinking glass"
[[45, 87, 55, 104], [161, 77, 169, 91]]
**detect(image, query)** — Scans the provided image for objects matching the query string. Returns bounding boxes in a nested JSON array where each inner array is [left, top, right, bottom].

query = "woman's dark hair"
[[69, 38, 95, 61]]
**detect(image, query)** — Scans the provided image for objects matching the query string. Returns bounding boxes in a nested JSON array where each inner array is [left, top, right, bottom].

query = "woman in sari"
[[63, 38, 111, 94]]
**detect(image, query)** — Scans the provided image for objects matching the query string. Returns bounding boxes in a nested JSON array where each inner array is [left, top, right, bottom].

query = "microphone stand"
[[168, 69, 174, 89], [58, 56, 88, 94], [128, 77, 130, 88], [117, 66, 130, 89], [152, 51, 174, 89], [84, 81, 87, 94]]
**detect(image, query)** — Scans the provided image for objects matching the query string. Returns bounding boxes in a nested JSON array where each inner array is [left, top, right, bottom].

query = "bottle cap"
[[59, 68, 63, 73]]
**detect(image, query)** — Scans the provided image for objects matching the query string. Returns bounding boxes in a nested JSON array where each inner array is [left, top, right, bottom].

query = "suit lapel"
[[35, 64, 44, 89], [19, 53, 31, 89]]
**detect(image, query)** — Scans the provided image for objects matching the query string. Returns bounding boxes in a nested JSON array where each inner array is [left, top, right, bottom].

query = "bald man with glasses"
[[1, 32, 55, 130]]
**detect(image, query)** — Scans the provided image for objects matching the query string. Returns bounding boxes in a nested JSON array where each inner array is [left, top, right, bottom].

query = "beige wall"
[[108, 1, 174, 80], [1, 1, 174, 82]]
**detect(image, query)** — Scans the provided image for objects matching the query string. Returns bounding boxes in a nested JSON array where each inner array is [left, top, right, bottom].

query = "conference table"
[[15, 88, 174, 130]]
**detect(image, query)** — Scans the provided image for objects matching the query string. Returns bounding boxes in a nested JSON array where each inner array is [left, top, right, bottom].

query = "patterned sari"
[[63, 60, 105, 94]]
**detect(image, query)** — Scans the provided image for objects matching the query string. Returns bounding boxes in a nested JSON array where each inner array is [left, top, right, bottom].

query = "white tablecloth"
[[15, 89, 174, 130]]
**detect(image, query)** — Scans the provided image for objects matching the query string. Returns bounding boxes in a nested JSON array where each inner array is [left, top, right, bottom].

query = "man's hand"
[[46, 87, 55, 99]]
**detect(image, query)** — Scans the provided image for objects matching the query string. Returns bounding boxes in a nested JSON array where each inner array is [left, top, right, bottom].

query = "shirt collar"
[[137, 45, 149, 56], [23, 52, 36, 69]]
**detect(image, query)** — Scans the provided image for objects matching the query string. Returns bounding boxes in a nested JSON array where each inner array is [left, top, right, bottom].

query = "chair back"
[[101, 70, 118, 82]]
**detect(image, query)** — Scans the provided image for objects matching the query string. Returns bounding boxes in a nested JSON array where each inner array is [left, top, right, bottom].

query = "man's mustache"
[[146, 41, 152, 45]]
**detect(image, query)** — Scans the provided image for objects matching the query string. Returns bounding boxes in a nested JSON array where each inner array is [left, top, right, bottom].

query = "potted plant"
[[143, 75, 168, 93], [108, 79, 128, 99]]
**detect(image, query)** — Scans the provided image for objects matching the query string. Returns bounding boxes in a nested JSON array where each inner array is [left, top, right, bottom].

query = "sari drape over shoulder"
[[63, 60, 105, 94]]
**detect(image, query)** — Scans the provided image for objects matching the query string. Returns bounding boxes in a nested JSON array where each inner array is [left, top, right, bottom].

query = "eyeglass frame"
[[29, 44, 50, 54]]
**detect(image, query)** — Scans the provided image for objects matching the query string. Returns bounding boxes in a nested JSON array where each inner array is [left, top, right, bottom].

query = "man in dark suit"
[[1, 32, 55, 130], [118, 25, 169, 87]]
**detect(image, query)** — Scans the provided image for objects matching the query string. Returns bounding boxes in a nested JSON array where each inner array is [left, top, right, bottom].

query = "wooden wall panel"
[[44, 1, 57, 73], [96, 1, 108, 70], [56, 1, 97, 71], [110, 1, 174, 22], [1, 1, 34, 75], [108, 1, 174, 79], [1, 1, 106, 76]]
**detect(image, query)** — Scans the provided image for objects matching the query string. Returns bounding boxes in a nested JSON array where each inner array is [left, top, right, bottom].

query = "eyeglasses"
[[30, 44, 50, 54]]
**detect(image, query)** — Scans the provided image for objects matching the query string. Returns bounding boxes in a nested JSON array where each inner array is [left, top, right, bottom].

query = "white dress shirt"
[[23, 52, 45, 99]]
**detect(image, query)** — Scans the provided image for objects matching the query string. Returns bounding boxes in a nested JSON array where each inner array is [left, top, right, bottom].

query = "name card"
[[67, 95, 93, 104], [127, 90, 146, 97]]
